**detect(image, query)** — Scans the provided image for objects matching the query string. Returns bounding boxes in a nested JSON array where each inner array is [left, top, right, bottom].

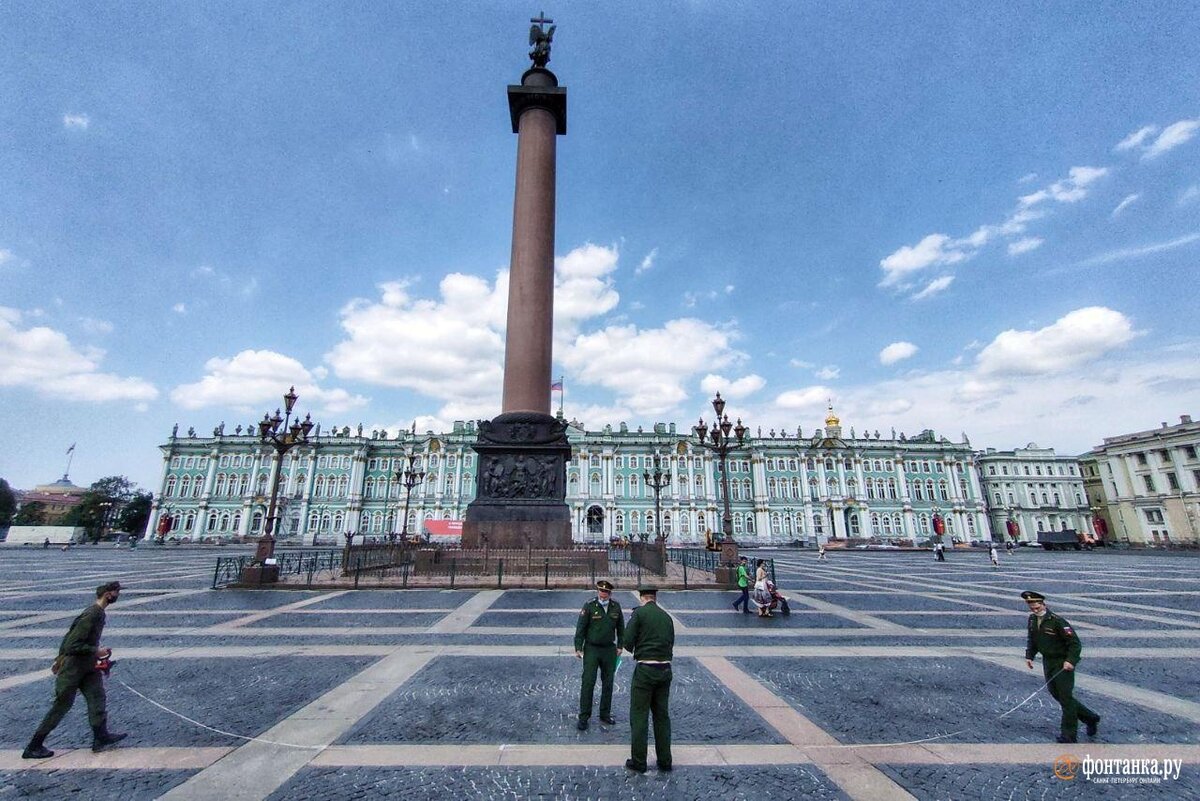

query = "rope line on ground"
[[115, 678, 324, 750]]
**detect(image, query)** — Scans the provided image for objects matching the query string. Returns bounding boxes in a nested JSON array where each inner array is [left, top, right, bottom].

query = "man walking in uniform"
[[574, 579, 624, 731], [23, 581, 127, 758], [1022, 590, 1101, 743], [623, 586, 675, 773]]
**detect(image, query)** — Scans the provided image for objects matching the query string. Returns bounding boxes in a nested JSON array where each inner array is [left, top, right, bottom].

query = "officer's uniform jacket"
[[56, 605, 106, 679], [574, 598, 624, 651], [1025, 609, 1083, 664], [622, 602, 675, 662]]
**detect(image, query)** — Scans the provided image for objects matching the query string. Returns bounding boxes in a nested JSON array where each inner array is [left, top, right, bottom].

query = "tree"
[[63, 475, 142, 541], [119, 492, 153, 537], [13, 501, 47, 526], [0, 478, 15, 527]]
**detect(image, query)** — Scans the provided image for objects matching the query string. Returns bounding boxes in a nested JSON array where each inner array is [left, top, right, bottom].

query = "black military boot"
[[576, 718, 588, 731], [1056, 733, 1077, 744], [1086, 716, 1100, 737], [22, 733, 54, 759], [92, 727, 128, 752]]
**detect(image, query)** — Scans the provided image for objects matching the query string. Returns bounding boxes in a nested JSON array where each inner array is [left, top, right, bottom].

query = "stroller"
[[754, 580, 791, 616]]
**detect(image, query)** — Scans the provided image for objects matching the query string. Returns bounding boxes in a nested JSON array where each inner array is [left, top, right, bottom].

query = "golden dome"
[[825, 401, 840, 428]]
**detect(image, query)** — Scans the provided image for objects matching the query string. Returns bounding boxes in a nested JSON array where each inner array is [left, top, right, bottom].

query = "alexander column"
[[463, 14, 571, 549]]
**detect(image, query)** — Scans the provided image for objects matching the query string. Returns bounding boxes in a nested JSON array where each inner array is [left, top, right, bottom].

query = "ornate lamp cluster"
[[693, 392, 749, 543], [642, 452, 671, 542], [254, 386, 314, 563], [396, 455, 427, 543]]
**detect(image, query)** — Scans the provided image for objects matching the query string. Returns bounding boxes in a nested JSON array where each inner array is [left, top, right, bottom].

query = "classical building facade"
[[1080, 414, 1200, 546], [16, 477, 87, 524], [144, 408, 988, 547], [974, 444, 1090, 543]]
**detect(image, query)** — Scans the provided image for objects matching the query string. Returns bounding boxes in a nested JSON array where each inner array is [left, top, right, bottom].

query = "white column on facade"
[[202, 450, 219, 498], [145, 451, 173, 539]]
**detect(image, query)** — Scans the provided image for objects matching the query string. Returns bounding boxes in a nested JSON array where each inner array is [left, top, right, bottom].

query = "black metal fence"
[[212, 548, 343, 589]]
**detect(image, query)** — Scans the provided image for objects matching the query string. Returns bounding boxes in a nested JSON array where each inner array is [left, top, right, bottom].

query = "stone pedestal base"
[[715, 566, 738, 588], [463, 412, 572, 549], [720, 539, 740, 565], [241, 565, 279, 585]]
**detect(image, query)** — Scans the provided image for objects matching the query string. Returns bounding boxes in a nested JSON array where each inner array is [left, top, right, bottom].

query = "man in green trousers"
[[622, 585, 675, 773], [574, 579, 624, 731], [23, 581, 127, 758], [1022, 590, 1101, 744]]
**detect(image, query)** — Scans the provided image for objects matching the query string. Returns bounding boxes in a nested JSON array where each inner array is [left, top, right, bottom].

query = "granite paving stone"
[[338, 655, 783, 745], [242, 612, 447, 628], [304, 590, 476, 610], [0, 655, 378, 749], [473, 611, 582, 628], [674, 612, 869, 629], [267, 765, 850, 801], [875, 612, 1030, 630], [0, 769, 198, 801], [734, 655, 1200, 745], [877, 764, 1199, 800]]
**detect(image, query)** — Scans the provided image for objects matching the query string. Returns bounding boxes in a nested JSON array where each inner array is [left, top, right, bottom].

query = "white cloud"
[[1007, 237, 1044, 256], [1018, 172, 1039, 184], [190, 263, 259, 298], [700, 373, 766, 399], [682, 289, 720, 307], [814, 365, 840, 380], [0, 306, 157, 402], [635, 248, 658, 275], [62, 113, 89, 130], [910, 275, 954, 301], [1018, 166, 1108, 207], [171, 349, 367, 414], [878, 234, 967, 286], [724, 284, 735, 294], [79, 317, 114, 336], [560, 318, 744, 416], [1180, 185, 1200, 206], [879, 341, 919, 365], [1110, 193, 1141, 217], [1077, 232, 1200, 267], [172, 303, 187, 314], [1143, 119, 1200, 159], [325, 243, 619, 417], [1115, 125, 1157, 152], [775, 385, 834, 412], [975, 307, 1136, 377], [789, 359, 814, 369], [0, 249, 14, 266], [879, 167, 1106, 288]]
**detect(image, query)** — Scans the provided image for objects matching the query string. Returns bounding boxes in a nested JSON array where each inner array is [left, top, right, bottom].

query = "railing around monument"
[[212, 547, 343, 589], [665, 547, 722, 574]]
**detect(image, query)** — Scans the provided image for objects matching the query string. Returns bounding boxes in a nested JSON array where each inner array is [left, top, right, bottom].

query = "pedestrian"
[[1006, 540, 1015, 555], [752, 559, 773, 617], [731, 556, 751, 614], [43, 537, 50, 549], [1021, 590, 1101, 744], [934, 542, 946, 562], [574, 579, 625, 731], [22, 581, 127, 759], [989, 544, 1000, 568], [623, 585, 674, 773], [817, 543, 827, 561]]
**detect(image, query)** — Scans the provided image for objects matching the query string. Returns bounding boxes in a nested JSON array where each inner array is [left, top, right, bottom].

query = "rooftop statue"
[[528, 12, 555, 67]]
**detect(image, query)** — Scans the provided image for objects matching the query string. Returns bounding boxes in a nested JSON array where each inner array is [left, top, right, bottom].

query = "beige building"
[[17, 477, 87, 525], [1080, 414, 1200, 546]]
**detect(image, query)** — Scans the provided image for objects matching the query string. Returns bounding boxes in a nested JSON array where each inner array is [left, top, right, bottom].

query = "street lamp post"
[[693, 392, 749, 565], [97, 501, 114, 544], [250, 387, 314, 570], [643, 452, 671, 543], [399, 455, 426, 543]]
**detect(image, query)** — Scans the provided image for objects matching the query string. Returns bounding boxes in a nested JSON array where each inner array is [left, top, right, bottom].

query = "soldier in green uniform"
[[1022, 590, 1101, 744], [22, 581, 128, 759], [622, 585, 675, 773], [574, 579, 625, 731]]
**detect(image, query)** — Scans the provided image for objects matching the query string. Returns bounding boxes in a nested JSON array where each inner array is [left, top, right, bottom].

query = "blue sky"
[[2, 2, 1199, 491]]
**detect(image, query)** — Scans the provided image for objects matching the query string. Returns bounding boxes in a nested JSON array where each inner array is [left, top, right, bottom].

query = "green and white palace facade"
[[144, 408, 991, 546]]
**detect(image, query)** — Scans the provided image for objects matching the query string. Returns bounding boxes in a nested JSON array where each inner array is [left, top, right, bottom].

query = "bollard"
[[544, 558, 550, 589], [450, 558, 457, 589], [683, 559, 688, 590], [354, 566, 361, 589], [498, 558, 504, 588], [402, 562, 410, 589]]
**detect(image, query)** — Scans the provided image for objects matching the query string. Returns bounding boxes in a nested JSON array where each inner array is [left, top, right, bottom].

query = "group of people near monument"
[[574, 579, 675, 772]]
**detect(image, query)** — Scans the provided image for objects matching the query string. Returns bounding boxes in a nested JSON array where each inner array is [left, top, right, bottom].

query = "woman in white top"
[[752, 559, 773, 617]]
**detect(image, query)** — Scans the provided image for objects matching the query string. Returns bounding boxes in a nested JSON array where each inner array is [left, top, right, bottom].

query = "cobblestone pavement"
[[0, 545, 1197, 799]]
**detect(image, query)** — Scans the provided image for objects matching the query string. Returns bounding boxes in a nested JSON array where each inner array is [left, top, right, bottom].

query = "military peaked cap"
[[637, 586, 658, 596], [1020, 590, 1046, 602], [596, 580, 615, 592], [96, 581, 122, 596]]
